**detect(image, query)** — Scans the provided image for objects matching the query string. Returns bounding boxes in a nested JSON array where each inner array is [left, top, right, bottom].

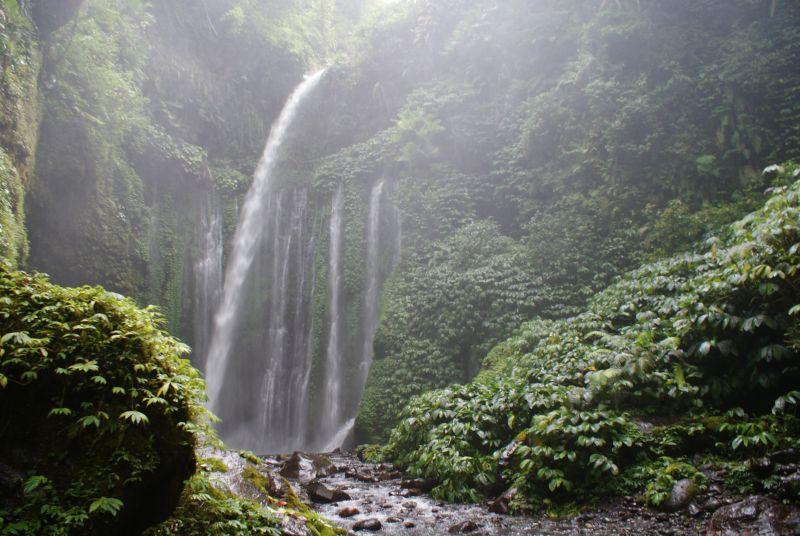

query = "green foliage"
[[618, 457, 706, 508], [357, 221, 548, 442], [0, 264, 205, 535], [144, 471, 282, 536], [0, 0, 39, 266], [355, 444, 386, 464], [350, 0, 800, 441], [385, 167, 800, 511]]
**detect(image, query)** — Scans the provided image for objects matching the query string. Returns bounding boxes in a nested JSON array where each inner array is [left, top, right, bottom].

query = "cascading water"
[[319, 183, 346, 446], [191, 194, 223, 372], [202, 68, 402, 453], [357, 180, 386, 398], [204, 70, 326, 451], [322, 180, 403, 451]]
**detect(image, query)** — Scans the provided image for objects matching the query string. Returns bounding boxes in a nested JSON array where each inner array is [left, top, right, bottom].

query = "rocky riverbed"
[[211, 449, 800, 535], [270, 451, 800, 535]]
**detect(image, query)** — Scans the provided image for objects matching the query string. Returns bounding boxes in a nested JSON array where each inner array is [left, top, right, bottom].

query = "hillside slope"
[[384, 165, 800, 512]]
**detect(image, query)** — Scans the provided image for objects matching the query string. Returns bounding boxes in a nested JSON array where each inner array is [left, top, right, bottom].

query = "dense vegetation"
[[340, 0, 800, 441], [0, 0, 42, 266], [0, 264, 200, 534], [6, 0, 799, 446], [0, 263, 346, 535], [1, 0, 799, 530], [383, 165, 800, 510]]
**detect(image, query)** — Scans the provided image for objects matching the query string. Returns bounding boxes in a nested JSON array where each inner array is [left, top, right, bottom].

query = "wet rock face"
[[708, 495, 800, 536]]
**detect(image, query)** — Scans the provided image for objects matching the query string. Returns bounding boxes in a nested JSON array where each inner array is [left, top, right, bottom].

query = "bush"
[[0, 265, 203, 535], [385, 166, 800, 510]]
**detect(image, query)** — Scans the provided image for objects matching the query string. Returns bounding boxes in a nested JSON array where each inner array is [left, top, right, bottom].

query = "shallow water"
[[302, 452, 704, 535]]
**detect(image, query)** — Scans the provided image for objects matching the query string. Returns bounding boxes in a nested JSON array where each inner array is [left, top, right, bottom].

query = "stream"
[[258, 451, 709, 536]]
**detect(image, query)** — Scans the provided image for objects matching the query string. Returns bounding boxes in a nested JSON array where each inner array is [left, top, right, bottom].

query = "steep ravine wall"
[[24, 0, 306, 340], [7, 0, 800, 453], [0, 0, 86, 267]]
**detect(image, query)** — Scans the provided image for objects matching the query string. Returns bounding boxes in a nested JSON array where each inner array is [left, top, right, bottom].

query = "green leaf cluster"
[[0, 264, 207, 535], [385, 165, 800, 510]]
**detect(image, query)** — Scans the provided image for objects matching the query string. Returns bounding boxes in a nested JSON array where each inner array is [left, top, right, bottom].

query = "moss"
[[0, 0, 41, 266], [0, 147, 27, 263], [283, 485, 345, 536]]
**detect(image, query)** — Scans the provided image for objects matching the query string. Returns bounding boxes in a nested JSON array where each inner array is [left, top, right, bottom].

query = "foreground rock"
[[707, 496, 800, 536], [662, 478, 699, 511]]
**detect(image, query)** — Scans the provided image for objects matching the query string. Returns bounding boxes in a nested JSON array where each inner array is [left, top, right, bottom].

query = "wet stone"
[[708, 495, 800, 536], [448, 520, 480, 533], [306, 481, 351, 503], [662, 478, 698, 511], [338, 506, 359, 518], [488, 487, 518, 515], [280, 452, 318, 483], [401, 478, 436, 492], [352, 518, 382, 531]]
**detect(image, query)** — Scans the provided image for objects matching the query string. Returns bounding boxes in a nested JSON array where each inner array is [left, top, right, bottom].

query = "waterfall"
[[204, 70, 326, 451], [356, 180, 386, 395], [322, 179, 403, 451], [319, 183, 345, 445], [192, 194, 223, 372], [201, 68, 403, 453]]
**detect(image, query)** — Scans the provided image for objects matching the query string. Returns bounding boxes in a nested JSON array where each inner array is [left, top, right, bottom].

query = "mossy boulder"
[[0, 264, 202, 535]]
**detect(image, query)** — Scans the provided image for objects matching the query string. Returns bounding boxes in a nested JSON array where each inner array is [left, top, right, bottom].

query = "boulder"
[[280, 453, 317, 483], [338, 506, 360, 518], [400, 478, 436, 492], [306, 481, 351, 503], [707, 495, 800, 536], [662, 478, 698, 511], [449, 520, 480, 533], [352, 518, 382, 531]]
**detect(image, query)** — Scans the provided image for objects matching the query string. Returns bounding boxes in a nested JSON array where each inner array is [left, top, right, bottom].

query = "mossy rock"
[[0, 264, 202, 535]]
